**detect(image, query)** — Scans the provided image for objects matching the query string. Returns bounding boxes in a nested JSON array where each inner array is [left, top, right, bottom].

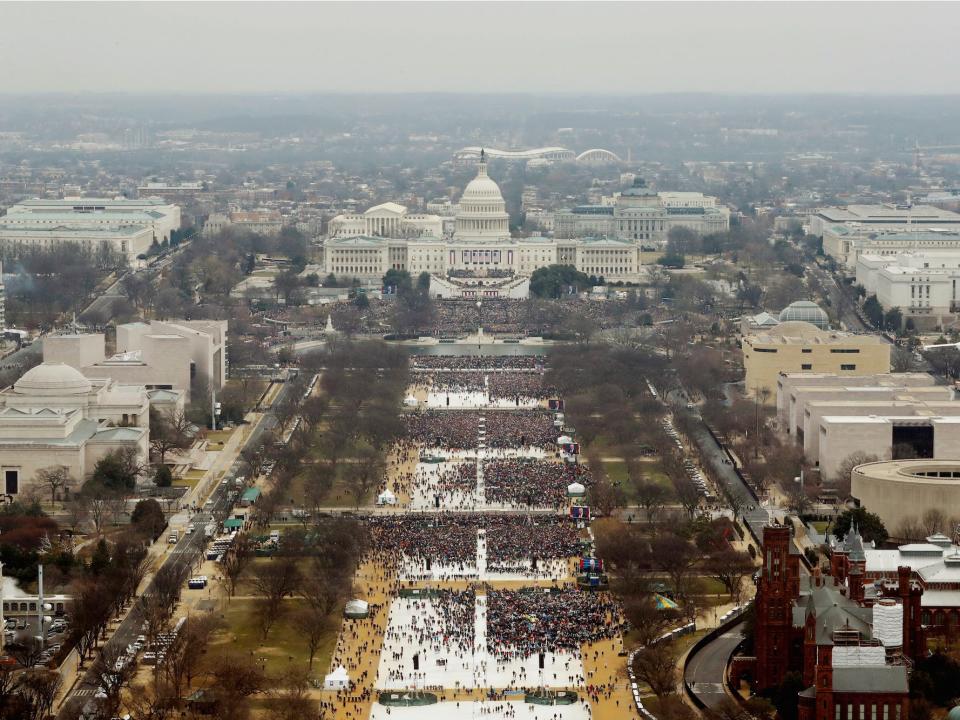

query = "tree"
[[79, 481, 117, 534], [251, 557, 301, 639], [7, 637, 45, 669], [35, 465, 73, 504], [833, 452, 878, 496], [862, 295, 883, 327], [634, 479, 670, 531], [705, 548, 754, 604], [130, 498, 166, 540], [529, 264, 590, 299], [633, 641, 679, 699], [833, 507, 888, 545], [16, 668, 62, 720], [622, 594, 681, 648], [345, 446, 384, 509], [221, 533, 254, 601], [153, 464, 173, 488], [150, 408, 193, 464], [92, 447, 143, 490], [294, 605, 331, 669], [651, 534, 698, 599], [884, 307, 904, 333]]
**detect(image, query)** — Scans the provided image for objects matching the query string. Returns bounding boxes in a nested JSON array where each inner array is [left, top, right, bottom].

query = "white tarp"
[[556, 435, 573, 445], [403, 395, 419, 407], [567, 482, 586, 495], [324, 665, 351, 689], [377, 490, 397, 505]]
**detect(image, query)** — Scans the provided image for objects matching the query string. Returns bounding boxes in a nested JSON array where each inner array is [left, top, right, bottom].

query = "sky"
[[2, 1, 959, 95]]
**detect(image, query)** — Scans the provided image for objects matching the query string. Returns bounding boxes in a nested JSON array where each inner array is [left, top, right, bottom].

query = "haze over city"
[[3, 2, 960, 94]]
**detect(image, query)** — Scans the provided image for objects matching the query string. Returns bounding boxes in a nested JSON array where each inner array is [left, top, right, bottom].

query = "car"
[[3, 619, 14, 631]]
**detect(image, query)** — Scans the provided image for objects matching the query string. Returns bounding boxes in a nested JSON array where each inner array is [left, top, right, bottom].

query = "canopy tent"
[[654, 593, 679, 611], [403, 395, 419, 407], [556, 435, 573, 445], [324, 665, 350, 690], [377, 489, 397, 506], [567, 482, 586, 497], [344, 599, 370, 619]]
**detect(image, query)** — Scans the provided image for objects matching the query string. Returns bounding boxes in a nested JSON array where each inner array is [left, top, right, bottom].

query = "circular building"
[[779, 300, 830, 330], [851, 459, 960, 537]]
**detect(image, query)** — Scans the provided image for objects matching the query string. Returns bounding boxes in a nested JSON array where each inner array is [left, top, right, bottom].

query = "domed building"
[[321, 151, 644, 295], [0, 362, 149, 497], [779, 300, 830, 330]]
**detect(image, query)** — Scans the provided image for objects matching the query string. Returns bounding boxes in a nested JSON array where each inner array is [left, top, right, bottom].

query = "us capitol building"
[[320, 153, 643, 296]]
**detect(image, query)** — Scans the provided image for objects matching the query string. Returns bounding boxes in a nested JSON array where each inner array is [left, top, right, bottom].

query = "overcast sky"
[[2, 1, 958, 95]]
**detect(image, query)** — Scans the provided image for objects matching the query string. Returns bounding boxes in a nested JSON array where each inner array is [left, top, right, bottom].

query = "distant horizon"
[[2, 2, 958, 95]]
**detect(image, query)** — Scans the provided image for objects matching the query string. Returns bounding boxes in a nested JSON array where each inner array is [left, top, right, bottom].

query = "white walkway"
[[370, 700, 591, 720], [376, 595, 584, 691]]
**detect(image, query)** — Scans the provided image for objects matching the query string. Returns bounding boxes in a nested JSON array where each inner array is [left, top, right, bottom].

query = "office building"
[[856, 250, 960, 328], [743, 321, 891, 403]]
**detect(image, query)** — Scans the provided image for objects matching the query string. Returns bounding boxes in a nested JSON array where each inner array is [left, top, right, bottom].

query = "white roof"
[[345, 599, 369, 613], [567, 482, 586, 493]]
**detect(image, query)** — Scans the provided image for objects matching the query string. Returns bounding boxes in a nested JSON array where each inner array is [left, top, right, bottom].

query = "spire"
[[477, 148, 488, 177]]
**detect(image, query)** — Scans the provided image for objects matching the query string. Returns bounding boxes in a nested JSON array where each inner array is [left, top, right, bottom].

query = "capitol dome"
[[455, 153, 510, 241], [15, 363, 93, 396], [778, 300, 830, 330]]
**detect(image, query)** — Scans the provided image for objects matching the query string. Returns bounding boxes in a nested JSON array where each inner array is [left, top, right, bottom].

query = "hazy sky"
[[2, 1, 959, 95]]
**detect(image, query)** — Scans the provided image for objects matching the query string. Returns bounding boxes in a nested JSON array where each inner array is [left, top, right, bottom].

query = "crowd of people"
[[484, 459, 590, 508], [364, 514, 581, 570], [379, 589, 477, 686], [403, 410, 555, 449], [484, 516, 581, 571], [484, 411, 557, 449], [412, 355, 545, 370], [486, 589, 625, 659]]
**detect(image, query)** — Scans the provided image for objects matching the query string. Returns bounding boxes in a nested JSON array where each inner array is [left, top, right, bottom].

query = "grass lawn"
[[174, 469, 207, 489], [286, 462, 374, 509], [810, 520, 830, 534], [206, 429, 235, 443], [209, 597, 340, 681]]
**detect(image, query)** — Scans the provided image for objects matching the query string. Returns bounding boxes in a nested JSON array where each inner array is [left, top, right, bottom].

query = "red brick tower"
[[755, 524, 800, 691]]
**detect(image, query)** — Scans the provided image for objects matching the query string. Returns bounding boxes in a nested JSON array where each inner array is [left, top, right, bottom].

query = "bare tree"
[[251, 557, 301, 639], [17, 668, 62, 720], [294, 605, 331, 669], [35, 465, 74, 504], [652, 534, 699, 600], [705, 548, 754, 604], [634, 478, 670, 531], [150, 408, 193, 464], [7, 637, 45, 669], [633, 641, 679, 699], [221, 533, 254, 601]]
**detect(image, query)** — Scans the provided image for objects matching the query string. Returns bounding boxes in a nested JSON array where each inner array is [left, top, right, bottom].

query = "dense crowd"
[[411, 368, 555, 401], [486, 589, 625, 659], [364, 514, 581, 569], [404, 410, 479, 448], [484, 515, 580, 567], [484, 411, 557, 449], [404, 410, 555, 449], [484, 459, 590, 507], [412, 355, 545, 370]]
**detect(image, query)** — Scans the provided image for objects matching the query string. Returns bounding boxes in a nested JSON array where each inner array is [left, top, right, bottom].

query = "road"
[[684, 620, 745, 709], [58, 379, 295, 719]]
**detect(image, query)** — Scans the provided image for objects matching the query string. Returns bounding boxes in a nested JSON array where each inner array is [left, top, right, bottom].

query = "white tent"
[[324, 665, 350, 690], [557, 435, 573, 445], [344, 599, 370, 618], [567, 482, 587, 497], [403, 395, 419, 407], [377, 489, 397, 506]]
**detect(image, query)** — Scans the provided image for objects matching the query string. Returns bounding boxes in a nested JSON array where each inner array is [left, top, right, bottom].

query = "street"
[[56, 378, 294, 718]]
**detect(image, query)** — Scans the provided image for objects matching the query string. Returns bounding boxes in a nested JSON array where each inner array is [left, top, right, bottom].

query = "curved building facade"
[[852, 459, 960, 535]]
